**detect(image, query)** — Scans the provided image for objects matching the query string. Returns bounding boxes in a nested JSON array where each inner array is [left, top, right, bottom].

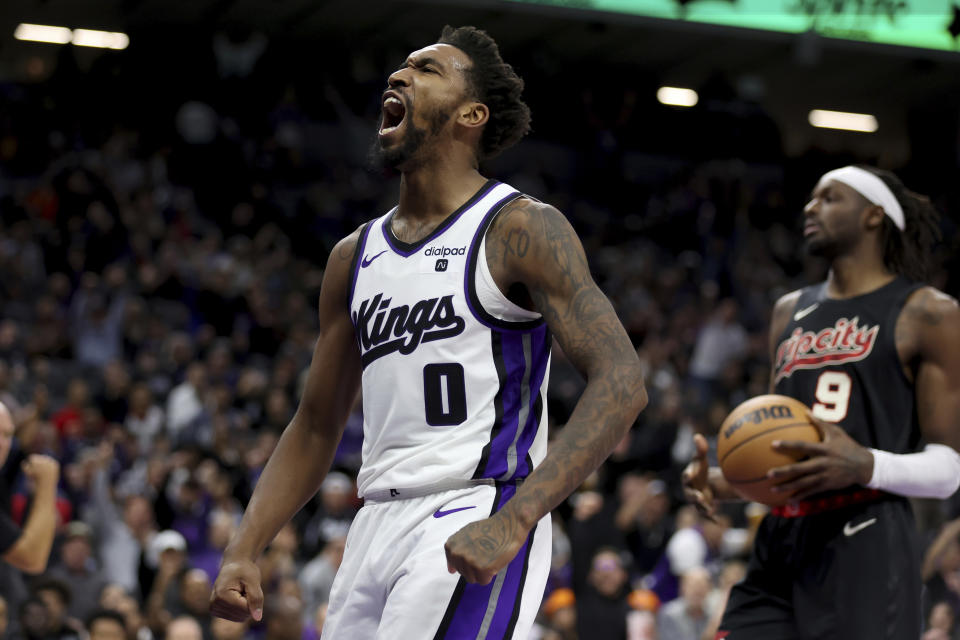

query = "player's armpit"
[[908, 288, 960, 451], [484, 199, 647, 531]]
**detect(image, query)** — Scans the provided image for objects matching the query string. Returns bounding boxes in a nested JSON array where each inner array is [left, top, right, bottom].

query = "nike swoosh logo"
[[843, 517, 877, 537], [361, 250, 388, 268], [433, 506, 476, 518], [793, 303, 819, 321]]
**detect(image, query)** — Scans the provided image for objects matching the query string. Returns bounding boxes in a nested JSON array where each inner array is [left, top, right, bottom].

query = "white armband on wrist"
[[866, 444, 960, 499]]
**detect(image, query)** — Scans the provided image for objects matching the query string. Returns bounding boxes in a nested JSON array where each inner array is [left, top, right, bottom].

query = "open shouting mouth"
[[380, 91, 406, 138]]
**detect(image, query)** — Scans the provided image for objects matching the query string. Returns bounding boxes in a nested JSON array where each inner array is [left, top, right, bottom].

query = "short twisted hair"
[[438, 25, 531, 161]]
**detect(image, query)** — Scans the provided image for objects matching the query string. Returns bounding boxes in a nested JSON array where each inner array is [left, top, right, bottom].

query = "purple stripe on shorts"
[[438, 485, 533, 640], [479, 332, 525, 479]]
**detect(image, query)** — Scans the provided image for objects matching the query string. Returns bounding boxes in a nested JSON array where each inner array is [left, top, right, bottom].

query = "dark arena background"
[[1, 1, 959, 638]]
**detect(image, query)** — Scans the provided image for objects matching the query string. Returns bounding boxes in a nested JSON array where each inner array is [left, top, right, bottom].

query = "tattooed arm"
[[900, 287, 960, 451], [210, 228, 364, 621], [443, 198, 647, 584]]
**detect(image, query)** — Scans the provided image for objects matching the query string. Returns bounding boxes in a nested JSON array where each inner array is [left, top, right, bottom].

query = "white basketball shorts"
[[321, 483, 551, 639]]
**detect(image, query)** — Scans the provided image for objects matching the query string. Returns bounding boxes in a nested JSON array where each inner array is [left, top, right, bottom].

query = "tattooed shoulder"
[[487, 198, 559, 270], [897, 287, 960, 363], [903, 287, 958, 327]]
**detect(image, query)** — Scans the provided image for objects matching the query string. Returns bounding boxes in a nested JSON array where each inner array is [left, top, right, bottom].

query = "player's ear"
[[863, 205, 886, 231], [458, 102, 488, 129]]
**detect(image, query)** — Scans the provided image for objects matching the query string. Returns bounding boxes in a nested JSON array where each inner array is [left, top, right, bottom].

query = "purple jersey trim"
[[462, 193, 545, 333], [475, 327, 549, 481], [347, 222, 373, 313], [382, 179, 500, 258], [510, 327, 550, 480]]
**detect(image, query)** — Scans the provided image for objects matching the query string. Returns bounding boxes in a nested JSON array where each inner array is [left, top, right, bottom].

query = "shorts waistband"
[[771, 488, 887, 518], [361, 478, 523, 504]]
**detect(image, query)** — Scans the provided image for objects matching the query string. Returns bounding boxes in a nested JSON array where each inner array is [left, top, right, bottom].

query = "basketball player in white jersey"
[[210, 26, 647, 639]]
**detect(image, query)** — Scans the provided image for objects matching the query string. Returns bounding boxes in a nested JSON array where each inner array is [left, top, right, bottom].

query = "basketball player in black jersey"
[[683, 165, 960, 639]]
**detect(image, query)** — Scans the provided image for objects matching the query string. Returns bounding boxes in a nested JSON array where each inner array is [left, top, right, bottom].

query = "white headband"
[[819, 166, 905, 231]]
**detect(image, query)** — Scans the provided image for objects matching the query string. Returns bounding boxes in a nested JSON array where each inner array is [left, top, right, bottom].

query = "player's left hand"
[[444, 512, 528, 585], [766, 413, 874, 500]]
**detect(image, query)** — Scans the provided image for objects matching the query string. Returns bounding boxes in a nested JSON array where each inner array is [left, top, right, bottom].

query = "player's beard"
[[369, 102, 453, 172], [805, 228, 857, 261], [804, 234, 834, 258]]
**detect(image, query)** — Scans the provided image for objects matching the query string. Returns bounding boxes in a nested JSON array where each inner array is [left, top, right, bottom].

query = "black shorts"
[[717, 496, 921, 640]]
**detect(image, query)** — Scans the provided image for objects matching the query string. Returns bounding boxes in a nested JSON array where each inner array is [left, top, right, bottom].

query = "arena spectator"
[[125, 383, 165, 454], [657, 566, 717, 640], [85, 609, 127, 640], [166, 364, 209, 446], [687, 298, 749, 407], [96, 361, 131, 425], [298, 471, 356, 560], [44, 520, 107, 621], [31, 577, 83, 639], [210, 617, 247, 640], [540, 587, 576, 640], [109, 593, 153, 640], [190, 510, 237, 584], [575, 547, 635, 639], [264, 595, 305, 640], [614, 475, 674, 576], [298, 535, 345, 624], [166, 615, 204, 640], [86, 444, 156, 596], [70, 282, 127, 369], [144, 530, 189, 630], [18, 597, 52, 640]]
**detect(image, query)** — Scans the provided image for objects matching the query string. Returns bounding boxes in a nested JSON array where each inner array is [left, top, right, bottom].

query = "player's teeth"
[[385, 97, 401, 106], [381, 125, 398, 134]]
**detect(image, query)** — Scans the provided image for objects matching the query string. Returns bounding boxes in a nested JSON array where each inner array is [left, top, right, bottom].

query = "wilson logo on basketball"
[[723, 405, 795, 440], [774, 316, 879, 383]]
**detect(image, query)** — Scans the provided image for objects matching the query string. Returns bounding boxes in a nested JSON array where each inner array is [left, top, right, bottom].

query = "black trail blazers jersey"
[[773, 276, 924, 454]]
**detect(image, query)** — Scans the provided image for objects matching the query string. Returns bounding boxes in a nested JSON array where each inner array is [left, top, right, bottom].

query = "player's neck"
[[396, 159, 487, 223], [825, 249, 895, 299]]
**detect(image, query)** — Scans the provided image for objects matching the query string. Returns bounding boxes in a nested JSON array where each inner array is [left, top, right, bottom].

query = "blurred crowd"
[[1, 23, 960, 640]]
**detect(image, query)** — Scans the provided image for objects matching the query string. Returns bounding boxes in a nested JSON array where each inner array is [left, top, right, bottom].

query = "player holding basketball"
[[684, 165, 960, 639], [210, 26, 646, 639]]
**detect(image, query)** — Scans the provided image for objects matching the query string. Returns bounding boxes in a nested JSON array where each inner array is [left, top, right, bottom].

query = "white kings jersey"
[[347, 180, 552, 499]]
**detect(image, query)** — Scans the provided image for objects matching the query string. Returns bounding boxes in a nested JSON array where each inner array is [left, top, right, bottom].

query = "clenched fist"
[[22, 455, 60, 489], [210, 559, 264, 622]]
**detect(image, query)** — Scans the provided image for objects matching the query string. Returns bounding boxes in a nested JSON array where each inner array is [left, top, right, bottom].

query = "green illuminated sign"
[[507, 0, 960, 53]]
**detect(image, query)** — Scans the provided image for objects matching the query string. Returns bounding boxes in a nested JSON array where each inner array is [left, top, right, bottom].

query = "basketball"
[[717, 395, 821, 506]]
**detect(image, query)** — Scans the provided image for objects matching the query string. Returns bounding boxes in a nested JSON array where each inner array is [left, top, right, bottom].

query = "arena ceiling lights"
[[657, 86, 698, 107], [808, 109, 879, 133], [507, 0, 960, 54], [14, 23, 128, 50]]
